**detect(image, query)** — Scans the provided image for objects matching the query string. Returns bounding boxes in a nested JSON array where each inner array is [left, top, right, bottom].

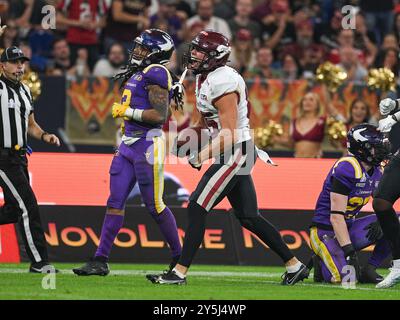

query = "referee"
[[0, 45, 60, 273]]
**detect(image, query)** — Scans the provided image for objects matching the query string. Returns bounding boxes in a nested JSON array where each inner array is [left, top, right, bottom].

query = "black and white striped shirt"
[[0, 75, 34, 149]]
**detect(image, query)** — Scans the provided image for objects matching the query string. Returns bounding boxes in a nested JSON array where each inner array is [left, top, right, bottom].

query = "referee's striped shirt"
[[0, 75, 34, 149]]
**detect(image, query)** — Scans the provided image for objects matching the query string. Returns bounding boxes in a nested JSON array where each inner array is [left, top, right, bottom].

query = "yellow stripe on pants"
[[153, 136, 166, 214], [310, 227, 341, 283]]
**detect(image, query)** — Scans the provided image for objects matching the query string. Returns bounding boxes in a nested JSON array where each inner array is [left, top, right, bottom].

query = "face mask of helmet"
[[129, 42, 152, 66], [351, 138, 392, 166]]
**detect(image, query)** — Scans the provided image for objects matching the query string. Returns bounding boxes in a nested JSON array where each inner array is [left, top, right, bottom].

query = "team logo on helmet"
[[183, 30, 231, 74], [347, 123, 392, 166]]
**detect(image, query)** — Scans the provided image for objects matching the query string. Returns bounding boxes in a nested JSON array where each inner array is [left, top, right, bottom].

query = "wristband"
[[341, 244, 355, 257], [132, 109, 144, 121], [392, 113, 399, 122], [125, 108, 144, 122], [330, 210, 345, 216], [41, 132, 49, 142]]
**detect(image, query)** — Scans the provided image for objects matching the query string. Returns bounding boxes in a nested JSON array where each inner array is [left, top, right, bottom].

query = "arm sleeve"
[[143, 65, 172, 90], [331, 160, 358, 191], [331, 177, 351, 195]]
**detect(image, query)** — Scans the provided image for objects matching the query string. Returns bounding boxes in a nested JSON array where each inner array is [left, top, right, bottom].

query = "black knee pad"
[[373, 198, 393, 213]]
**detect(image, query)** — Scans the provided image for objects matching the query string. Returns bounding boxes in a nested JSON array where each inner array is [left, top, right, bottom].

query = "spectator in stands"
[[186, 0, 232, 40], [213, 0, 235, 20], [0, 19, 19, 48], [150, 0, 184, 47], [67, 47, 91, 78], [173, 20, 205, 74], [227, 28, 256, 74], [49, 44, 91, 78], [93, 43, 126, 78], [376, 48, 400, 77], [381, 33, 399, 50], [228, 0, 261, 47], [47, 38, 72, 76], [57, 0, 108, 71], [280, 52, 300, 80], [337, 46, 368, 82], [327, 29, 373, 66], [281, 19, 325, 72], [393, 13, 400, 43], [19, 41, 47, 73], [354, 13, 378, 67], [360, 0, 395, 45], [104, 0, 150, 52], [246, 46, 282, 79], [315, 8, 343, 51], [174, 0, 193, 21], [258, 0, 296, 52]]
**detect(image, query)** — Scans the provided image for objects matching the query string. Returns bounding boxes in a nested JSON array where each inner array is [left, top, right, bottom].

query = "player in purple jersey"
[[73, 29, 184, 276], [310, 124, 393, 284]]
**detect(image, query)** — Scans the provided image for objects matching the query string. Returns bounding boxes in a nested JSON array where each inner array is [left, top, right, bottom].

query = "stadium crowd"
[[0, 0, 398, 81]]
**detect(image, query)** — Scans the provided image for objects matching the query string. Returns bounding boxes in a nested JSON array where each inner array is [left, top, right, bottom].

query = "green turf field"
[[0, 263, 398, 300]]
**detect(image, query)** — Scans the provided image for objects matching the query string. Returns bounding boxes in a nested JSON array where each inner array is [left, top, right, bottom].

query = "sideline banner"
[[11, 206, 381, 266], [5, 153, 399, 211], [39, 205, 237, 265], [0, 225, 20, 263]]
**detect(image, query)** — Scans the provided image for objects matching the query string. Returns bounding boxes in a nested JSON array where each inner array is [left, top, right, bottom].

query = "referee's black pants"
[[0, 151, 48, 264]]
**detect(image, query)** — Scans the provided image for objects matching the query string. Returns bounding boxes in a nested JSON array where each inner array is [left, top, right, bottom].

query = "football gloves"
[[364, 221, 384, 243], [112, 103, 129, 119], [379, 98, 398, 116], [378, 115, 397, 132], [342, 244, 361, 280], [172, 82, 185, 111]]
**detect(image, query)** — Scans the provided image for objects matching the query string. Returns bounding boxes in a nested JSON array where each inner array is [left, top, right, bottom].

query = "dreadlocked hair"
[[113, 63, 141, 89]]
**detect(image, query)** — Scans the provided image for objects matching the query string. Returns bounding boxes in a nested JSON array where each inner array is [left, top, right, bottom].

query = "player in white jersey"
[[151, 30, 310, 285]]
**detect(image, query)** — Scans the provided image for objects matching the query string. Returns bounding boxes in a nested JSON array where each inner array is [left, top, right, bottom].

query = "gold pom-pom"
[[22, 71, 41, 101], [326, 117, 347, 141], [254, 120, 283, 148], [316, 62, 348, 93], [367, 68, 396, 92]]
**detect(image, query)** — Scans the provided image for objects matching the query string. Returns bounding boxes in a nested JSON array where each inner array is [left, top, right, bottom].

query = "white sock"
[[286, 261, 302, 273], [392, 259, 400, 269], [172, 268, 186, 278]]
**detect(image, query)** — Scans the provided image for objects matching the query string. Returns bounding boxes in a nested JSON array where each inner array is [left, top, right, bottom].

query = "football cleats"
[[347, 123, 391, 166]]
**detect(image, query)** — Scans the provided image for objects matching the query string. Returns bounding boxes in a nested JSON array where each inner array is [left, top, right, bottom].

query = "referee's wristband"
[[41, 132, 49, 141], [125, 108, 144, 122]]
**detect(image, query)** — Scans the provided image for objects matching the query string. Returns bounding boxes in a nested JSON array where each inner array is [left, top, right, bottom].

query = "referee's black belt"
[[0, 148, 27, 156]]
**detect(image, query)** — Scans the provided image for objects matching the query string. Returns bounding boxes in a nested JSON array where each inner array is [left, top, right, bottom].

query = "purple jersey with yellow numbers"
[[121, 64, 173, 137], [312, 156, 383, 228]]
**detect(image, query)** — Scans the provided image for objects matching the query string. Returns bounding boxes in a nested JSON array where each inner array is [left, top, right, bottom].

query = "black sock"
[[239, 215, 294, 263], [178, 201, 207, 268], [376, 208, 400, 259]]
